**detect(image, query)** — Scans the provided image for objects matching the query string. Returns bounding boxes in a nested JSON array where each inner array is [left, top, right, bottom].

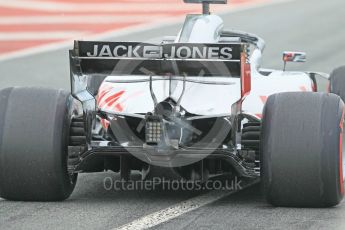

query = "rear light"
[[145, 116, 163, 144]]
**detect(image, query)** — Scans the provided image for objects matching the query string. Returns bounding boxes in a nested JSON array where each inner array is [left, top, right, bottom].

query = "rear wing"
[[70, 41, 243, 74], [69, 41, 246, 108]]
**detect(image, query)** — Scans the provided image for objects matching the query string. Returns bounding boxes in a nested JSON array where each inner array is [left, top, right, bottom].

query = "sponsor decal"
[[80, 42, 240, 60]]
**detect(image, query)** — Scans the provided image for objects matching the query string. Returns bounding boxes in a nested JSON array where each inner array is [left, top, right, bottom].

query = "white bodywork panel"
[[97, 13, 313, 118], [242, 71, 313, 118], [98, 76, 241, 115], [98, 72, 312, 117], [176, 14, 223, 43]]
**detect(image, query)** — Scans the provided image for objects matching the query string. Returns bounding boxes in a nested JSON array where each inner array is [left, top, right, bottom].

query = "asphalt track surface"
[[1, 0, 345, 229]]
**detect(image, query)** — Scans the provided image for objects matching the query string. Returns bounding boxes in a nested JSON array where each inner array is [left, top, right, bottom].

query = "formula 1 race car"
[[1, 0, 345, 207]]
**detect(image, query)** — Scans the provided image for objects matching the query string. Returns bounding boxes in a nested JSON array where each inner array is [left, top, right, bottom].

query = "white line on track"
[[0, 32, 84, 41], [0, 15, 167, 25], [0, 0, 295, 62], [114, 180, 259, 230]]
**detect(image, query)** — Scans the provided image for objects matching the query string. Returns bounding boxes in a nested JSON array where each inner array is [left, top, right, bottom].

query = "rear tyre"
[[261, 92, 344, 207], [0, 87, 77, 201], [330, 66, 345, 102]]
